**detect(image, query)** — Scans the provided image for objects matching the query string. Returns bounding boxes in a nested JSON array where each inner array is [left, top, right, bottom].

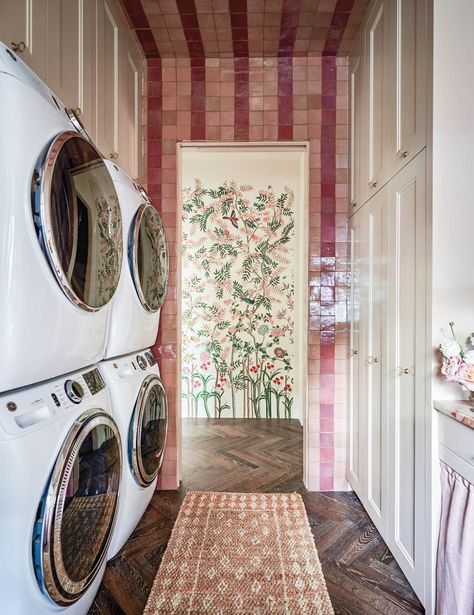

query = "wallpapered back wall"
[[147, 55, 350, 490], [181, 149, 306, 421]]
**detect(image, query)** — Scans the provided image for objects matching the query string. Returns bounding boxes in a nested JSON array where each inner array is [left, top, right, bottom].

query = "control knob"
[[65, 380, 84, 404], [136, 355, 147, 370]]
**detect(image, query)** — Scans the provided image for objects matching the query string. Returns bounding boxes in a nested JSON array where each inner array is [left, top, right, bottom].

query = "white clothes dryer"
[[98, 349, 168, 558], [104, 162, 168, 359], [0, 366, 122, 614], [0, 43, 123, 392]]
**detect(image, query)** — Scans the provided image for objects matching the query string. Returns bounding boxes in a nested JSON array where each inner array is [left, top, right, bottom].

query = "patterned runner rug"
[[144, 491, 334, 614]]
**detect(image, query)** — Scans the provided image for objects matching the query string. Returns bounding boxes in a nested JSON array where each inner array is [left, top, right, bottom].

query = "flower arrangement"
[[439, 322, 474, 392]]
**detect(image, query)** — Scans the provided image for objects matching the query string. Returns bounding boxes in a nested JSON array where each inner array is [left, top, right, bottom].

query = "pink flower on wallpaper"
[[441, 356, 467, 382], [181, 179, 295, 420]]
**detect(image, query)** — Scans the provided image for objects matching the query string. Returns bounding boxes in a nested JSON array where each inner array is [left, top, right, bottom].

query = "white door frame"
[[176, 141, 310, 487]]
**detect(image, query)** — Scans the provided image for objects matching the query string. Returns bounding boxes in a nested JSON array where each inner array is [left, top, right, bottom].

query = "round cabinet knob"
[[109, 152, 118, 160], [65, 380, 84, 404], [11, 41, 26, 53], [397, 367, 411, 376], [369, 181, 378, 189], [136, 355, 147, 370], [397, 150, 409, 159], [350, 349, 358, 356]]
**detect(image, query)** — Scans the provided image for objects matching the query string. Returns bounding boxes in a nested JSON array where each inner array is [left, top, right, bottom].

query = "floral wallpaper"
[[181, 179, 296, 419]]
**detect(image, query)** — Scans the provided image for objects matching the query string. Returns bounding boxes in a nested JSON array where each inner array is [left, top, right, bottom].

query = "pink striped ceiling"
[[120, 0, 368, 58]]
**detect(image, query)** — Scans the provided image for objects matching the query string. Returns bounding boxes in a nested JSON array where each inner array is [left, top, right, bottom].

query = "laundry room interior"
[[0, 1, 473, 614]]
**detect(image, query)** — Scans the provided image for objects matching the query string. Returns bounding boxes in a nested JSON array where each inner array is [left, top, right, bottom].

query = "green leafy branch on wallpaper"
[[181, 179, 296, 419]]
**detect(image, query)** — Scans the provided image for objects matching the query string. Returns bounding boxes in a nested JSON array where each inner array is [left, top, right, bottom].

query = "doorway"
[[177, 142, 309, 486]]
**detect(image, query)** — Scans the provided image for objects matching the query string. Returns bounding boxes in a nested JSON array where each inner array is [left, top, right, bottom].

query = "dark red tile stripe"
[[276, 0, 300, 140], [319, 54, 337, 489], [279, 0, 302, 57], [191, 58, 206, 140], [277, 56, 293, 140], [147, 58, 163, 362], [319, 1, 354, 487], [177, 0, 205, 139], [229, 0, 249, 57], [234, 57, 249, 140], [322, 0, 355, 56], [229, 1, 249, 139], [176, 0, 205, 58], [119, 0, 160, 57]]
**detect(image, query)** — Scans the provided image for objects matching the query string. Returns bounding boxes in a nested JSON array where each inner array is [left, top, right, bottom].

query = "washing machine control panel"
[[64, 380, 84, 404], [82, 368, 106, 395]]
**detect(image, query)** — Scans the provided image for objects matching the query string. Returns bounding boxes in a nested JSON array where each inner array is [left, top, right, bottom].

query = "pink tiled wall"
[[148, 55, 350, 491]]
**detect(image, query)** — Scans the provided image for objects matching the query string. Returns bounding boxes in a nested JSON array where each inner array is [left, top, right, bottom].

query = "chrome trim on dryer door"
[[34, 410, 122, 605], [129, 375, 168, 487], [35, 131, 123, 312], [129, 203, 169, 313]]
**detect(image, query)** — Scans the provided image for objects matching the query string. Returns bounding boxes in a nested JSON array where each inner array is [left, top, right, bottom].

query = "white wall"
[[432, 0, 474, 400]]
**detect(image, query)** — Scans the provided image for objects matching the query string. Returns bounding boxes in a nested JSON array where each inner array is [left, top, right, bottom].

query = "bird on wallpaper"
[[241, 297, 255, 305], [223, 209, 239, 228]]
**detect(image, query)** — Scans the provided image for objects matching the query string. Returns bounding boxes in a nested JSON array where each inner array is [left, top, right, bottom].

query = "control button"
[[64, 380, 84, 404], [145, 351, 156, 366], [117, 365, 134, 378], [51, 393, 61, 407], [6, 401, 17, 412], [136, 355, 147, 370]]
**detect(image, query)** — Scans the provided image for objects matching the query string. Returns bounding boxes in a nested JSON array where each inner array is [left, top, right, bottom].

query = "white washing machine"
[[0, 365, 122, 614], [98, 349, 168, 558], [104, 162, 168, 359], [0, 43, 123, 392]]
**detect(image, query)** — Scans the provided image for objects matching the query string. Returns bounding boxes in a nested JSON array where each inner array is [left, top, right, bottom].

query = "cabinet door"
[[118, 30, 143, 180], [45, 0, 96, 139], [81, 0, 98, 142], [0, 0, 47, 80], [387, 151, 426, 603], [47, 0, 82, 109], [349, 29, 367, 214], [388, 0, 427, 175], [96, 0, 121, 161], [348, 212, 365, 494], [365, 0, 390, 197], [364, 189, 388, 533]]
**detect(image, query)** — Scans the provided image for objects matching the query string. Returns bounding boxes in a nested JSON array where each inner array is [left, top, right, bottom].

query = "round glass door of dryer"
[[129, 375, 168, 487], [34, 131, 123, 311], [33, 410, 121, 605], [129, 203, 168, 312]]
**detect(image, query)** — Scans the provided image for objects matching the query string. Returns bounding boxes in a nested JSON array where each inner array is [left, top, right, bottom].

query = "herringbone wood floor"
[[90, 419, 424, 614]]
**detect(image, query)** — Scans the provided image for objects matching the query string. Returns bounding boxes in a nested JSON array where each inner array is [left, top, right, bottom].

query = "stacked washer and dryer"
[[0, 42, 169, 615]]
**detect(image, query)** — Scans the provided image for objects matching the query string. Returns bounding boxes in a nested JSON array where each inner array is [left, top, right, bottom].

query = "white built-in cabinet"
[[350, 0, 427, 210], [0, 0, 48, 82], [349, 152, 427, 600], [0, 0, 144, 180], [386, 152, 427, 594], [348, 0, 428, 606]]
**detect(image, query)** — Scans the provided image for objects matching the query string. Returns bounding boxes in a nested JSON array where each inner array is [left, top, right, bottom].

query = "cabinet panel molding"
[[387, 150, 426, 602], [390, 0, 427, 175], [0, 0, 48, 80], [348, 151, 427, 606]]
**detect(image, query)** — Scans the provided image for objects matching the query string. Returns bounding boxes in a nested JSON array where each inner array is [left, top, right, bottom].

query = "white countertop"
[[434, 400, 474, 430]]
